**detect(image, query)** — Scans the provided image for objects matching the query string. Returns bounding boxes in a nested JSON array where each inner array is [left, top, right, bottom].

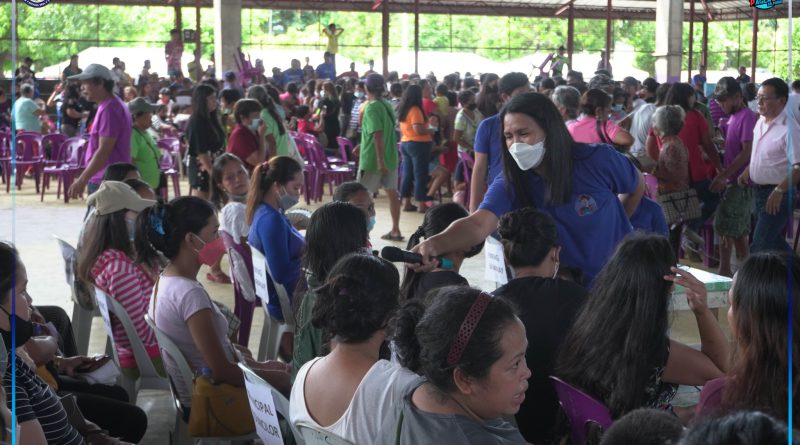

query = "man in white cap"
[[68, 64, 132, 198]]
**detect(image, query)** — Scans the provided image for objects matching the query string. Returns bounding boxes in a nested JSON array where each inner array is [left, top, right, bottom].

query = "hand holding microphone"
[[380, 246, 453, 270]]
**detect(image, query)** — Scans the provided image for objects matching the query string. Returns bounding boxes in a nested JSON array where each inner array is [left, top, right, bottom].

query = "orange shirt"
[[399, 106, 433, 143]]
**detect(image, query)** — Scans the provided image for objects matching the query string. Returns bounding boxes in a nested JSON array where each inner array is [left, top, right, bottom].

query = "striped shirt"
[[91, 249, 160, 369], [4, 355, 84, 445]]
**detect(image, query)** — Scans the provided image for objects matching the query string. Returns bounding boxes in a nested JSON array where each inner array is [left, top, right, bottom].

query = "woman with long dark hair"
[[397, 83, 436, 212], [247, 84, 289, 157], [695, 251, 799, 427], [567, 88, 633, 146], [400, 203, 481, 301], [476, 73, 500, 118], [186, 84, 225, 200], [292, 201, 369, 376], [412, 92, 644, 284], [319, 81, 341, 151], [556, 234, 730, 420]]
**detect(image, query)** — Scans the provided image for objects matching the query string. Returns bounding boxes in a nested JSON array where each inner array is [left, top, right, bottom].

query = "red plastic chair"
[[549, 376, 613, 445], [219, 230, 261, 346], [40, 137, 86, 203], [158, 147, 181, 201], [8, 132, 44, 193]]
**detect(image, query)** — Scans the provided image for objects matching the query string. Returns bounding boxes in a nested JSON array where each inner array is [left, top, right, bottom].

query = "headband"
[[446, 292, 492, 367]]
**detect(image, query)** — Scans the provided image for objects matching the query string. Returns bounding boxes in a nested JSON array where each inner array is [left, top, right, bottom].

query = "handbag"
[[152, 277, 255, 437], [657, 188, 701, 225]]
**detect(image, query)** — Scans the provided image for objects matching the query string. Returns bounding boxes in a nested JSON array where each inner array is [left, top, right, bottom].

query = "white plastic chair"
[[248, 243, 295, 362], [238, 363, 305, 445], [144, 314, 258, 445], [93, 287, 169, 403], [295, 422, 354, 445], [53, 235, 97, 356]]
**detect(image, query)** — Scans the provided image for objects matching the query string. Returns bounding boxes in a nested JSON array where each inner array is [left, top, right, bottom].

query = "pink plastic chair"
[[549, 376, 613, 445], [158, 147, 181, 201], [219, 230, 261, 346], [40, 137, 86, 203], [8, 132, 44, 193]]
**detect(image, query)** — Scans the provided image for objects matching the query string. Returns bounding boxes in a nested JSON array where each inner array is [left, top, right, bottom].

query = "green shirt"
[[359, 98, 398, 172], [261, 109, 289, 157], [130, 128, 162, 189], [291, 275, 322, 381], [13, 97, 41, 133]]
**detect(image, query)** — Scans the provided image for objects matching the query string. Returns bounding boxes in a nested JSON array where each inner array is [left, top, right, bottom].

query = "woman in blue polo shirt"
[[414, 92, 644, 283]]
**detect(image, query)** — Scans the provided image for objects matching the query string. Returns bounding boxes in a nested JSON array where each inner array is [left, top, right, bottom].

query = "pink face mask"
[[192, 234, 226, 266]]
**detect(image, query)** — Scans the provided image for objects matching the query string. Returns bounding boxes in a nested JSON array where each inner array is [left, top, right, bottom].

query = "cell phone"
[[75, 355, 111, 373]]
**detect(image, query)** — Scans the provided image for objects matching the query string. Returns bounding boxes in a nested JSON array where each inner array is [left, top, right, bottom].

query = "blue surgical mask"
[[249, 118, 261, 131], [354, 91, 365, 99], [612, 104, 624, 112], [367, 216, 376, 233]]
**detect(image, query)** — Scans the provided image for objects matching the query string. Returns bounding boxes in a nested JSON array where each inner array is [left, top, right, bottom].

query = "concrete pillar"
[[214, 0, 242, 79], [654, 0, 682, 83]]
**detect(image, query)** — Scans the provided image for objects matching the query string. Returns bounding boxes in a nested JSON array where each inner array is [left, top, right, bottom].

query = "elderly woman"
[[412, 92, 644, 284], [567, 89, 634, 147], [551, 85, 581, 125], [650, 105, 692, 256]]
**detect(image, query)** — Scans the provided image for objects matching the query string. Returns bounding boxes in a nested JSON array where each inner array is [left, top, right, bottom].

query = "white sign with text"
[[250, 246, 271, 304], [484, 236, 508, 285], [242, 370, 284, 445]]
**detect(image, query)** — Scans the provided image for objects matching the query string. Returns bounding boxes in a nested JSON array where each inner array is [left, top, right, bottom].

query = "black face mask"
[[0, 306, 34, 350]]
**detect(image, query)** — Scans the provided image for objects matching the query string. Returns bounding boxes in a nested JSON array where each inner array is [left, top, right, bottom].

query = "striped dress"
[[91, 249, 160, 369]]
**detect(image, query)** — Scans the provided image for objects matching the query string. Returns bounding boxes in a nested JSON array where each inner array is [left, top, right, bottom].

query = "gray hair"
[[652, 105, 685, 137], [20, 84, 34, 96], [551, 85, 581, 120]]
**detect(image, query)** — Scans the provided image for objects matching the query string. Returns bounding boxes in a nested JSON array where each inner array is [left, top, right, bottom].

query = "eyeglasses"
[[756, 95, 777, 102]]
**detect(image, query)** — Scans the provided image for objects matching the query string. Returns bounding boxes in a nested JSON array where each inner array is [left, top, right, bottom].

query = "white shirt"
[[749, 106, 800, 185], [629, 103, 656, 156], [290, 358, 416, 444], [220, 202, 249, 243]]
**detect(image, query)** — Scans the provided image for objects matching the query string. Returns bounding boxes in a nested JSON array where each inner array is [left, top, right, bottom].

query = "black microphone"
[[380, 246, 453, 269]]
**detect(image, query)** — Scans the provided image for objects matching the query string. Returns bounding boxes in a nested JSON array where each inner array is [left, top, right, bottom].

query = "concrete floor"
[[0, 176, 729, 443]]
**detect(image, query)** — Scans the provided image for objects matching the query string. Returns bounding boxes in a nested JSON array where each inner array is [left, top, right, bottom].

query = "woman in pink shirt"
[[77, 181, 163, 379], [567, 89, 633, 148]]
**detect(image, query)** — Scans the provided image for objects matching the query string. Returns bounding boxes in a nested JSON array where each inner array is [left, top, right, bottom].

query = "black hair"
[[743, 83, 757, 102], [791, 79, 800, 91], [556, 233, 676, 419], [220, 88, 243, 106], [499, 72, 530, 96], [294, 105, 310, 119], [499, 92, 574, 207], [580, 89, 612, 116], [135, 196, 216, 262], [540, 78, 556, 91], [311, 253, 399, 344], [0, 242, 19, 305], [457, 89, 475, 106], [123, 178, 155, 197], [599, 408, 683, 445], [760, 77, 789, 101], [397, 83, 425, 123], [665, 83, 695, 111], [302, 202, 368, 282], [209, 153, 245, 210], [244, 157, 303, 225], [391, 287, 519, 394], [435, 83, 448, 95], [655, 83, 672, 106], [332, 181, 368, 203], [286, 82, 299, 95], [232, 98, 262, 124], [400, 203, 481, 301], [679, 411, 794, 445], [102, 162, 140, 182], [498, 207, 559, 269], [388, 83, 403, 98]]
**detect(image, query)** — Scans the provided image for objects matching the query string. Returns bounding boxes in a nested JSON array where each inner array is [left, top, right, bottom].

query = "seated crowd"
[[1, 52, 798, 445]]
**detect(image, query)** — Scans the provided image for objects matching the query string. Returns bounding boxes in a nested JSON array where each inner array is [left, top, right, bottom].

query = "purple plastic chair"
[[8, 132, 44, 193], [157, 145, 181, 200], [643, 173, 659, 200], [42, 133, 68, 167], [335, 136, 357, 168], [458, 151, 474, 207], [549, 376, 613, 445], [40, 137, 86, 203], [219, 230, 261, 346]]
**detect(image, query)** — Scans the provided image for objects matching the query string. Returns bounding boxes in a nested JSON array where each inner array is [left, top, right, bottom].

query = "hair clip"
[[149, 211, 165, 236]]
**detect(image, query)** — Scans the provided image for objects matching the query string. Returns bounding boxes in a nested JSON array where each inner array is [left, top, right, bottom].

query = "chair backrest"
[[220, 230, 256, 303], [238, 362, 305, 445], [53, 235, 77, 286], [15, 132, 42, 161], [144, 313, 195, 397], [335, 136, 353, 163], [295, 422, 354, 445], [159, 149, 174, 169], [94, 287, 165, 384], [158, 137, 180, 153], [42, 133, 67, 160], [62, 137, 86, 168], [643, 173, 659, 200], [549, 376, 613, 445], [53, 235, 96, 310], [248, 242, 296, 327]]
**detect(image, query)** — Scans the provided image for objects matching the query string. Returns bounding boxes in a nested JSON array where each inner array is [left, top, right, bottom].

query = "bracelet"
[[774, 186, 786, 194]]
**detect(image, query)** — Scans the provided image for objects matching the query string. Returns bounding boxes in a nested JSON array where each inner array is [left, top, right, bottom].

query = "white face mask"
[[508, 140, 546, 171]]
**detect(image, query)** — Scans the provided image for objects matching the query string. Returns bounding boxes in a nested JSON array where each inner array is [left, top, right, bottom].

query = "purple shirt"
[[723, 106, 757, 184], [85, 95, 132, 184]]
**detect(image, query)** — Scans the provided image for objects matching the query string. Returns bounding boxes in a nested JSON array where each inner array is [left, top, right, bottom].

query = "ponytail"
[[135, 197, 215, 262], [245, 157, 302, 225]]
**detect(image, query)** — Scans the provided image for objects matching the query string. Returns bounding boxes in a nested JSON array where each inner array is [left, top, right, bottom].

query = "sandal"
[[380, 232, 405, 242], [402, 204, 418, 212], [206, 271, 232, 284]]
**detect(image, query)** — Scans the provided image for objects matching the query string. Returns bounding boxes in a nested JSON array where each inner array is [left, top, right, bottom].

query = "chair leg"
[[71, 303, 92, 356]]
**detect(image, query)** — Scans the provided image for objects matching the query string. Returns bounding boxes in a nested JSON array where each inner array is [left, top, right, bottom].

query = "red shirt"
[[422, 98, 437, 116], [651, 109, 712, 182], [227, 124, 259, 172]]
